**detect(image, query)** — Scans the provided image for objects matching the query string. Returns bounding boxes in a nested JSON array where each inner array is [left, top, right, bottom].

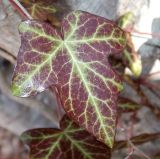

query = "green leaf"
[[123, 48, 142, 78], [12, 10, 126, 147], [21, 115, 111, 159], [117, 12, 142, 77], [117, 12, 135, 29]]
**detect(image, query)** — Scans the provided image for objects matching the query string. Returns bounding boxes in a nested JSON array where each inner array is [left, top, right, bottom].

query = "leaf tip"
[[18, 20, 31, 33], [11, 83, 22, 96], [106, 140, 114, 149], [11, 83, 28, 97], [105, 133, 115, 148], [130, 58, 142, 78]]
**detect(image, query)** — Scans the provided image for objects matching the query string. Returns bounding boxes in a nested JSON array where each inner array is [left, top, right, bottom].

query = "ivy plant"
[[12, 10, 126, 150], [22, 115, 111, 159], [7, 0, 160, 158]]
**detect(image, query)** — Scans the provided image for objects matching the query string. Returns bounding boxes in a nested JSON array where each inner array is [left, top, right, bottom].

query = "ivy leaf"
[[117, 12, 142, 77], [20, 0, 69, 27], [118, 97, 141, 113], [123, 48, 142, 78], [114, 133, 160, 150], [21, 115, 111, 159], [12, 10, 126, 147], [117, 12, 135, 30]]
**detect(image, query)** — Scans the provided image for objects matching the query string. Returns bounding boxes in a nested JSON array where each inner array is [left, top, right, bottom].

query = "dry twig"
[[0, 47, 16, 64]]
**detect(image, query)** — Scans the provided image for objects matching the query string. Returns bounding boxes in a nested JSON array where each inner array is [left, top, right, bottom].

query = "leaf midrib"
[[64, 42, 112, 147], [65, 134, 93, 159]]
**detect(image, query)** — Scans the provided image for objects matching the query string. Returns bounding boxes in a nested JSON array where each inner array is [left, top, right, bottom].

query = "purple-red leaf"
[[12, 10, 126, 147], [114, 133, 160, 150], [118, 97, 141, 113], [21, 115, 111, 159], [19, 0, 69, 27]]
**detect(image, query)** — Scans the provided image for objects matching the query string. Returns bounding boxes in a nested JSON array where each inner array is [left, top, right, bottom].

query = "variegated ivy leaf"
[[20, 0, 69, 27], [118, 97, 141, 113], [12, 10, 126, 147], [21, 115, 111, 159], [114, 133, 160, 150]]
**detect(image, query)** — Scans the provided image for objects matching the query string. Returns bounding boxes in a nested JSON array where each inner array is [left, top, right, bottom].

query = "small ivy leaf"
[[118, 97, 141, 113], [20, 0, 69, 27], [117, 12, 135, 30], [117, 12, 142, 78], [21, 115, 111, 159], [114, 133, 160, 150], [123, 48, 142, 78], [12, 10, 126, 147]]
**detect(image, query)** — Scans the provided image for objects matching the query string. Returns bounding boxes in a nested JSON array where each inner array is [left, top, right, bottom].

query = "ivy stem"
[[141, 71, 160, 80], [123, 75, 160, 117], [126, 28, 160, 40], [128, 112, 136, 159], [9, 0, 32, 20], [128, 141, 151, 159]]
